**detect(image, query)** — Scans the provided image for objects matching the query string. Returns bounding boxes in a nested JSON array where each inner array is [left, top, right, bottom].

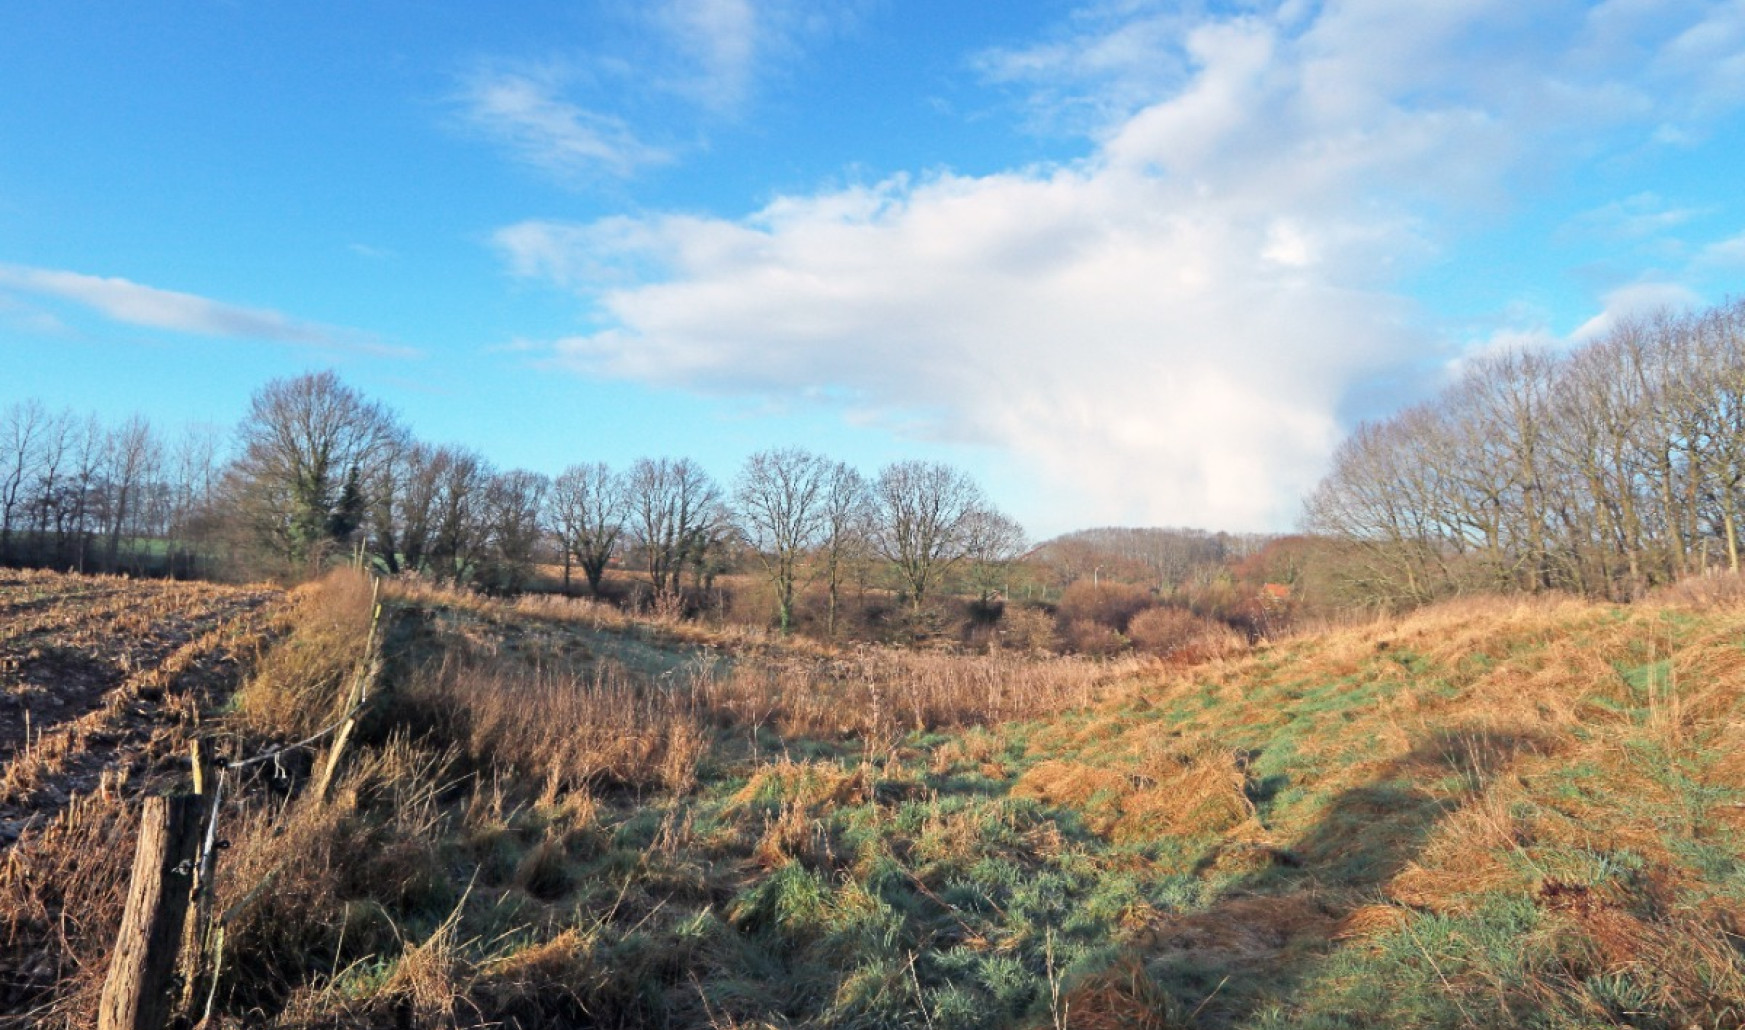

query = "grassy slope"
[[1004, 594, 1745, 1027], [237, 586, 1745, 1028], [11, 574, 1745, 1029]]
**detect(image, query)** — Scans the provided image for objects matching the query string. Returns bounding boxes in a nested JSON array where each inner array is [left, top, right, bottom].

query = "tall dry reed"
[[233, 568, 376, 739], [404, 657, 708, 795], [691, 647, 1145, 741]]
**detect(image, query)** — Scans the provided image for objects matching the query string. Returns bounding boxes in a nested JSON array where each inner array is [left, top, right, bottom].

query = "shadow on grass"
[[1136, 726, 1546, 1028]]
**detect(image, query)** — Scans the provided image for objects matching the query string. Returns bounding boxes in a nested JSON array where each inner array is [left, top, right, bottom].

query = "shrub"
[[994, 604, 1059, 653], [1056, 579, 1153, 633], [1061, 618, 1127, 656], [1126, 607, 1243, 660]]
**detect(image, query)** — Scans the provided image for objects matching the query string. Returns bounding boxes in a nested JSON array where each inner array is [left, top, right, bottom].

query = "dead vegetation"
[[10, 571, 1745, 1028], [0, 570, 281, 1026]]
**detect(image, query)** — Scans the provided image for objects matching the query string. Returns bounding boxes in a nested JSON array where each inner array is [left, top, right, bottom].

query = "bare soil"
[[0, 569, 281, 844]]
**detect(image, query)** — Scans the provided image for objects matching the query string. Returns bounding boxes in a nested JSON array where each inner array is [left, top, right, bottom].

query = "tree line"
[[1306, 299, 1745, 604], [1, 371, 1027, 629], [0, 401, 223, 575]]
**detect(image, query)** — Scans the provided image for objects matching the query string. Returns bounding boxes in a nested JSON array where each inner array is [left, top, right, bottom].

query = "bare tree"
[[225, 371, 400, 573], [1696, 302, 1745, 572], [61, 414, 106, 571], [964, 508, 1027, 603], [733, 448, 832, 632], [476, 469, 548, 594], [871, 460, 987, 611], [818, 461, 871, 637], [424, 447, 492, 583], [1304, 299, 1745, 605], [0, 400, 47, 562], [367, 435, 430, 575], [1303, 410, 1451, 607], [547, 462, 627, 594], [626, 457, 723, 599], [1031, 527, 1233, 595], [101, 415, 160, 571], [166, 423, 223, 553], [25, 409, 74, 551]]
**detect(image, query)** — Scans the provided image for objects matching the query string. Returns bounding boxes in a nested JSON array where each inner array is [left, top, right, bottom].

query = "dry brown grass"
[[214, 736, 459, 1017], [693, 647, 1145, 743], [1006, 587, 1745, 1024], [1055, 954, 1179, 1029], [1013, 746, 1258, 843], [232, 568, 376, 739], [0, 792, 136, 1028], [1648, 567, 1745, 607], [405, 656, 708, 796]]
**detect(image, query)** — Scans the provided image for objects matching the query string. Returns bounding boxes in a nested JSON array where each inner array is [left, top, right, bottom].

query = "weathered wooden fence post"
[[98, 794, 202, 1030]]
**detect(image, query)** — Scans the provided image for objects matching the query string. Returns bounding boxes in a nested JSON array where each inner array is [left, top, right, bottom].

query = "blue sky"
[[3, 1, 1743, 536]]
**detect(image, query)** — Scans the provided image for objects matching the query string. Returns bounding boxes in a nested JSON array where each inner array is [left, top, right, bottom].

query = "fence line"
[[100, 575, 389, 1030]]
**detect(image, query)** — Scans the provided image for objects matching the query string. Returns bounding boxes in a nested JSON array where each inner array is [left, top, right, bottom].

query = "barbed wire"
[[178, 575, 388, 1022]]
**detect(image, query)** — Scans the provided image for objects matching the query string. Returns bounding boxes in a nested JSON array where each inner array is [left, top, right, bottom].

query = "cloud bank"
[[497, 0, 1745, 531]]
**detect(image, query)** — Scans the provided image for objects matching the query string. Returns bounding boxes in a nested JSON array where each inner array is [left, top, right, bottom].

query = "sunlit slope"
[[1015, 593, 1745, 1027]]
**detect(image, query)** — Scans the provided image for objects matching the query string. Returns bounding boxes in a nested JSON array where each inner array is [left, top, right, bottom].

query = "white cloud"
[[0, 265, 410, 356], [498, 161, 1418, 530], [1697, 229, 1745, 268], [1571, 280, 1706, 340], [495, 0, 1745, 532], [456, 67, 671, 182], [0, 293, 68, 335], [975, 3, 1200, 134], [1655, 0, 1745, 113]]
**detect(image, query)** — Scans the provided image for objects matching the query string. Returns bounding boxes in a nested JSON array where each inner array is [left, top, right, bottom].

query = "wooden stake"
[[181, 743, 222, 1013], [99, 795, 202, 1030], [315, 577, 384, 802], [189, 739, 210, 798]]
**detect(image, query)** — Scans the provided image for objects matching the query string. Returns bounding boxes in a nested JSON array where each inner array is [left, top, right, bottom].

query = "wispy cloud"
[[496, 0, 1745, 532], [648, 0, 868, 113], [974, 2, 1200, 135], [1697, 230, 1745, 269], [457, 2, 866, 182], [0, 264, 412, 357], [455, 67, 672, 183], [653, 0, 761, 112], [1563, 193, 1707, 241]]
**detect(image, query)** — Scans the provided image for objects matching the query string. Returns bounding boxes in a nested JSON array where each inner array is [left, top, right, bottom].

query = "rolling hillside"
[[5, 572, 1745, 1028]]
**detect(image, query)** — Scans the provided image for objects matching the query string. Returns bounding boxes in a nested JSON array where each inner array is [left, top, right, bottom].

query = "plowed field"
[[0, 569, 280, 843]]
